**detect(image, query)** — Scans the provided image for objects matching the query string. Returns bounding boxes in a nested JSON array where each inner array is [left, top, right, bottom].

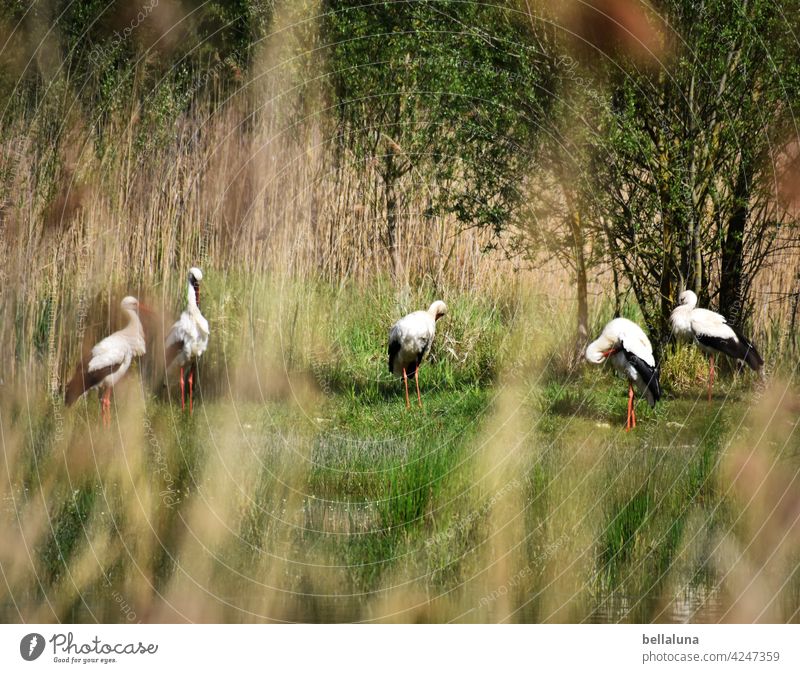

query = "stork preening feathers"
[[165, 267, 209, 413], [388, 300, 447, 408], [586, 318, 661, 431], [670, 290, 763, 400], [65, 296, 147, 427]]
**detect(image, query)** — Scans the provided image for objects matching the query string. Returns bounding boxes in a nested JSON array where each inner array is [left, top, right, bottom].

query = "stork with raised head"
[[670, 290, 763, 401], [65, 296, 147, 427], [388, 300, 447, 408], [586, 317, 661, 431], [164, 267, 209, 413]]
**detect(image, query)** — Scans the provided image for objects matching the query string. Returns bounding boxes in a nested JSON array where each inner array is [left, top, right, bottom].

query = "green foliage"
[[308, 280, 512, 401], [32, 295, 53, 357], [591, 0, 800, 341], [323, 0, 557, 241], [660, 342, 708, 394], [0, 0, 263, 128], [40, 483, 97, 583], [600, 484, 653, 583]]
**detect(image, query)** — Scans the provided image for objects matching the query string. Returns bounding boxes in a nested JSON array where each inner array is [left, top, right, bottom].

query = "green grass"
[[1, 283, 798, 623]]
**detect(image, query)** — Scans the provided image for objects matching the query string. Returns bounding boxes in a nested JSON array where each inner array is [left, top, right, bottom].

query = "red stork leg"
[[102, 387, 112, 429], [707, 355, 715, 402], [626, 383, 634, 432], [415, 367, 422, 408], [402, 367, 410, 409], [179, 366, 185, 411], [188, 367, 194, 415]]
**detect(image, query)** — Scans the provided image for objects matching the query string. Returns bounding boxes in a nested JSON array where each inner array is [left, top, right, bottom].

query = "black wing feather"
[[695, 330, 763, 371], [624, 351, 661, 407], [730, 326, 764, 371], [164, 339, 185, 370], [388, 335, 401, 374], [65, 361, 120, 406]]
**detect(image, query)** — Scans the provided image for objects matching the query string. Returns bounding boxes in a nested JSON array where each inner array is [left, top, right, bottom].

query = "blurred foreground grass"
[[1, 279, 798, 623]]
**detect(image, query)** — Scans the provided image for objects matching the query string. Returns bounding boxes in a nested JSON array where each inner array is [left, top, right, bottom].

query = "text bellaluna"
[[642, 634, 700, 645]]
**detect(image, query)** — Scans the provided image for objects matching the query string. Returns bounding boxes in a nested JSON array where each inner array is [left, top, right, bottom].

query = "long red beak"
[[138, 303, 155, 315]]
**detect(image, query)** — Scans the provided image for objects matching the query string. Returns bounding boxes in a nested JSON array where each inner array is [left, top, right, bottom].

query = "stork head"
[[120, 296, 140, 312], [428, 300, 448, 321], [585, 342, 609, 364], [120, 296, 152, 316], [586, 327, 613, 364], [189, 267, 203, 306], [677, 290, 698, 308]]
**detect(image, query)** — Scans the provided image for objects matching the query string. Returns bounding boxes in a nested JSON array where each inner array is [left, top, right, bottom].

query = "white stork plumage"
[[165, 267, 209, 413], [388, 300, 447, 408], [670, 290, 763, 401], [586, 317, 661, 431], [65, 296, 147, 427]]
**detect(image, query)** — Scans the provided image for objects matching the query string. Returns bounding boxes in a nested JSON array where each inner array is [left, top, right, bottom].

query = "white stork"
[[65, 296, 147, 427], [388, 300, 447, 408], [586, 317, 661, 431], [164, 267, 209, 413], [670, 290, 763, 400]]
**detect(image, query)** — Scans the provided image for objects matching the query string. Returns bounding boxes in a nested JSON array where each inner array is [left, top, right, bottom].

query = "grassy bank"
[[1, 280, 797, 623]]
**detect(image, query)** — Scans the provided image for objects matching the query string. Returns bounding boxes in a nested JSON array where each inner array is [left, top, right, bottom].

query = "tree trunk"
[[658, 201, 677, 349], [385, 174, 398, 280], [569, 209, 589, 344], [791, 273, 800, 355], [576, 261, 588, 342], [719, 156, 749, 325], [383, 142, 399, 281]]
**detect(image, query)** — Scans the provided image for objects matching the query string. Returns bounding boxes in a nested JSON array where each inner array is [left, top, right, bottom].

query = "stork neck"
[[187, 281, 200, 311], [123, 308, 144, 335], [671, 303, 692, 320]]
